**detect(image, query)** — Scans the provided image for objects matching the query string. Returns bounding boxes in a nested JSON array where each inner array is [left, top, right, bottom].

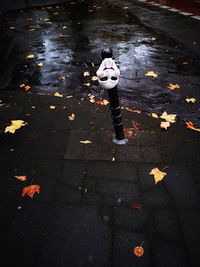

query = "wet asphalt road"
[[1, 0, 200, 123]]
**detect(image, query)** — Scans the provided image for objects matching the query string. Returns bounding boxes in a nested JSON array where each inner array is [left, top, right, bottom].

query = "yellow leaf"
[[80, 140, 92, 144], [26, 54, 35, 59], [185, 121, 200, 132], [160, 111, 177, 123], [15, 176, 27, 181], [151, 113, 159, 118], [84, 83, 90, 87], [186, 98, 196, 103], [68, 113, 75, 121], [83, 71, 90, 77], [145, 71, 158, 78], [37, 62, 44, 67], [50, 105, 56, 109], [167, 83, 180, 90], [91, 76, 98, 81], [24, 85, 31, 91], [5, 120, 27, 134], [149, 167, 167, 184], [160, 121, 170, 130], [54, 92, 63, 97]]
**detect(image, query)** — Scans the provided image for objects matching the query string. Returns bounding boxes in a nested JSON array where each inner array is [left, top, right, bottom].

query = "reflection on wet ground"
[[1, 0, 200, 123]]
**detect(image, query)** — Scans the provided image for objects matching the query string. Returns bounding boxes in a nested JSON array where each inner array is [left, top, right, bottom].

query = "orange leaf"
[[133, 246, 144, 257], [15, 176, 27, 181], [22, 185, 40, 198], [131, 203, 142, 210], [185, 121, 200, 132], [95, 99, 109, 105]]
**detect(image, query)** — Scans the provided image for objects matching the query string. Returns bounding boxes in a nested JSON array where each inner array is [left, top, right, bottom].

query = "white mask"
[[96, 58, 120, 90]]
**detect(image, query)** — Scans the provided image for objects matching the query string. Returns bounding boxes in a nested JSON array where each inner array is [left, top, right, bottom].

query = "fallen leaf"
[[5, 120, 27, 134], [26, 54, 35, 59], [62, 26, 67, 29], [149, 167, 167, 184], [131, 203, 142, 210], [125, 107, 141, 113], [167, 83, 180, 90], [124, 128, 135, 138], [91, 76, 98, 81], [145, 71, 158, 78], [151, 37, 156, 41], [54, 92, 63, 97], [186, 98, 196, 103], [160, 111, 177, 123], [22, 185, 40, 198], [88, 94, 96, 103], [95, 99, 109, 105], [133, 246, 144, 257], [60, 75, 65, 80], [185, 121, 200, 132], [15, 176, 27, 181], [66, 95, 73, 99], [160, 121, 170, 130], [24, 85, 31, 91], [50, 105, 56, 109], [182, 61, 189, 65], [151, 113, 159, 118], [68, 113, 75, 121], [37, 62, 44, 67], [84, 82, 90, 87], [9, 26, 16, 30], [80, 140, 92, 144], [83, 71, 90, 77]]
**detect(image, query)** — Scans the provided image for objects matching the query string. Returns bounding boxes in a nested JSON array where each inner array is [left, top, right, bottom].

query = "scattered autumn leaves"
[[15, 175, 40, 199]]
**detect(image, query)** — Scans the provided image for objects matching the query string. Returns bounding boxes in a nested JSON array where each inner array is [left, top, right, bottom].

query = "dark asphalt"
[[1, 1, 200, 267]]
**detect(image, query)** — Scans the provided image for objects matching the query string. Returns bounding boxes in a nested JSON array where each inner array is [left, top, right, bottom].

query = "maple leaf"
[[160, 121, 170, 130], [80, 140, 92, 144], [149, 167, 167, 184], [186, 98, 196, 103], [185, 121, 200, 132], [145, 71, 158, 78], [22, 185, 40, 198], [5, 120, 27, 134], [15, 176, 27, 181], [83, 71, 90, 77], [160, 111, 177, 123], [24, 85, 31, 91], [95, 99, 109, 105], [54, 92, 63, 97], [167, 83, 180, 90], [68, 113, 75, 121]]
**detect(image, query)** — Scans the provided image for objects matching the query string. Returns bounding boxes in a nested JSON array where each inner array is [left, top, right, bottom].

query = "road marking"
[[179, 11, 193, 16]]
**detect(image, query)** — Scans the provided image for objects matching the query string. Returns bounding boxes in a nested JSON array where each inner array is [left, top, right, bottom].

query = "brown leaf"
[[22, 185, 40, 198]]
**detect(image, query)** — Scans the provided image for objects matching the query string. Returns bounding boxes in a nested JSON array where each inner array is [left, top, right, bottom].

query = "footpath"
[[1, 89, 200, 267]]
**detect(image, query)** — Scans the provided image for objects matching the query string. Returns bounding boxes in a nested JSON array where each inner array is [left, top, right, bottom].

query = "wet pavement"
[[1, 0, 200, 124]]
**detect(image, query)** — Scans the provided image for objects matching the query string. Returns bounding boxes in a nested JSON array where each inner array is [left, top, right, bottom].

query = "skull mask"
[[96, 58, 120, 90]]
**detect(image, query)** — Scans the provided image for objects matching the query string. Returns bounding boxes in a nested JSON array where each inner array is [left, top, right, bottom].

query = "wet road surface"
[[1, 0, 200, 123]]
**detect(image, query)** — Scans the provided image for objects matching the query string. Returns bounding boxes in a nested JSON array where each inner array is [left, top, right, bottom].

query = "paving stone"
[[126, 131, 158, 146], [179, 210, 200, 266], [154, 209, 182, 241], [151, 239, 189, 267], [81, 191, 102, 206], [114, 207, 149, 231], [85, 161, 138, 182], [36, 205, 111, 267], [59, 160, 85, 188], [64, 130, 113, 160], [164, 164, 200, 208], [142, 185, 174, 208], [54, 183, 81, 203], [97, 179, 140, 205], [113, 230, 150, 267], [190, 163, 200, 183]]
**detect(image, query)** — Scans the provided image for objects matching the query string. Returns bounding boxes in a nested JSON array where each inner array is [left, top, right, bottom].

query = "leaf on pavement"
[[133, 246, 144, 257], [131, 203, 142, 210], [80, 140, 92, 144], [149, 167, 167, 184], [54, 92, 63, 97], [24, 85, 31, 91], [95, 99, 109, 105], [91, 76, 98, 81], [151, 113, 159, 118], [26, 54, 35, 59], [185, 121, 200, 132], [5, 120, 27, 134], [125, 107, 141, 113], [83, 71, 90, 77], [22, 184, 40, 198], [160, 111, 177, 123], [160, 121, 170, 130], [167, 83, 180, 90], [37, 62, 44, 67], [68, 113, 75, 121], [88, 94, 96, 103], [84, 82, 91, 87], [145, 71, 158, 78], [15, 176, 27, 181], [186, 98, 196, 103]]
